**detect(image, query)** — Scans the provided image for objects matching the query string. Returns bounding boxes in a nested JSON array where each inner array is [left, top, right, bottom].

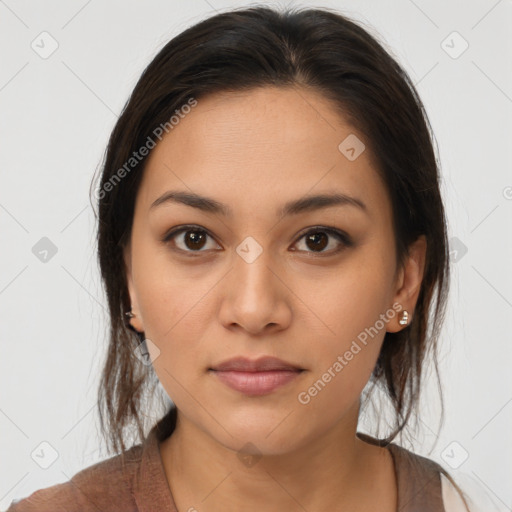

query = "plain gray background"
[[1, 0, 511, 510]]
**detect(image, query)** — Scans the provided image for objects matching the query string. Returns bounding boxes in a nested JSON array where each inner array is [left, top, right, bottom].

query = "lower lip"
[[210, 369, 302, 396]]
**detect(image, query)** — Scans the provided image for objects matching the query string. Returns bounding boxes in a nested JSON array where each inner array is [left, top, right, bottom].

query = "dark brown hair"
[[91, 3, 456, 491]]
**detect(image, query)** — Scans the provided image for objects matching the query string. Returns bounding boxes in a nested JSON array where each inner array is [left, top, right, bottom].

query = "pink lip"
[[211, 369, 302, 396], [209, 356, 304, 396], [211, 356, 303, 372]]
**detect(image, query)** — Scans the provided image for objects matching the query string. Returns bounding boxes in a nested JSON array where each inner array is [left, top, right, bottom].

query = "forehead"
[[137, 86, 389, 220]]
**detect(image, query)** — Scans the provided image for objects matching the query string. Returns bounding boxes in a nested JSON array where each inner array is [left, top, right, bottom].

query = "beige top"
[[6, 409, 463, 512]]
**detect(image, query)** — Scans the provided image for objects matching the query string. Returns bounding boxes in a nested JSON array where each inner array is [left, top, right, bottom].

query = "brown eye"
[[304, 232, 329, 251], [164, 226, 220, 253], [182, 230, 208, 250], [163, 225, 352, 256], [292, 227, 352, 254]]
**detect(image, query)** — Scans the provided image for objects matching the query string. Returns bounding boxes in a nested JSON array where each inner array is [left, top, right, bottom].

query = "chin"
[[203, 409, 315, 457]]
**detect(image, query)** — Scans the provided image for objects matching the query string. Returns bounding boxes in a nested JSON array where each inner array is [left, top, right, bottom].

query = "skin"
[[124, 85, 426, 511]]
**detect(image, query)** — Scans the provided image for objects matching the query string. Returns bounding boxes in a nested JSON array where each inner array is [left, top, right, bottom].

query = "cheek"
[[292, 351, 377, 444], [133, 237, 213, 335], [132, 252, 223, 395], [293, 278, 391, 425], [138, 278, 214, 368], [291, 252, 394, 398], [294, 251, 394, 345]]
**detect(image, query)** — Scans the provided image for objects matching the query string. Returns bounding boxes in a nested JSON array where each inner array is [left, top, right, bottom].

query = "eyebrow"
[[150, 190, 367, 217]]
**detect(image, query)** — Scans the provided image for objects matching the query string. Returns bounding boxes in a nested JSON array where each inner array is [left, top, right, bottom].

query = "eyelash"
[[162, 224, 353, 257]]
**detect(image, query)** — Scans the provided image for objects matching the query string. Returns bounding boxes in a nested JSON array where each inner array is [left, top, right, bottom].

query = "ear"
[[387, 235, 427, 333], [123, 240, 144, 333]]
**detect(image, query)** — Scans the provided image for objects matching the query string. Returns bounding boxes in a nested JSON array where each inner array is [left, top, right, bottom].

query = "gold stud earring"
[[399, 310, 409, 326]]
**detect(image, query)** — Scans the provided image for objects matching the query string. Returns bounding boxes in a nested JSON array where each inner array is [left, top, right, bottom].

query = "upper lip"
[[210, 356, 303, 372]]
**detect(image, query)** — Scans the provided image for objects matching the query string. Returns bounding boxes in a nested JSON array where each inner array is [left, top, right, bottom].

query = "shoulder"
[[358, 432, 447, 483], [440, 473, 473, 512], [376, 436, 472, 511], [386, 440, 499, 512], [440, 471, 508, 512], [5, 443, 144, 512]]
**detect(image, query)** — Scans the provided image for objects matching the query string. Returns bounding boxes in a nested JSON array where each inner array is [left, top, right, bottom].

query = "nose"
[[218, 248, 292, 336]]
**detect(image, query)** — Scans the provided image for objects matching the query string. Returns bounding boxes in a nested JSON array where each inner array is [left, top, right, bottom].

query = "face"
[[124, 86, 423, 455]]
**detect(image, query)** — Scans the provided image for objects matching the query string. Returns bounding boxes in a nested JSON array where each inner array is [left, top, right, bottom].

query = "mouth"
[[209, 356, 305, 396]]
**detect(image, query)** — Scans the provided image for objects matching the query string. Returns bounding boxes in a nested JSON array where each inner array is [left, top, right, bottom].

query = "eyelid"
[[162, 224, 352, 255]]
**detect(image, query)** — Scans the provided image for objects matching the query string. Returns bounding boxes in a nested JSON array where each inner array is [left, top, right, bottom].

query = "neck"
[[159, 404, 395, 512]]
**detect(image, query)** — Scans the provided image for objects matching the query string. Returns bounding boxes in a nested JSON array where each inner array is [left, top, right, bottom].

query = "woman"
[[7, 5, 475, 511]]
